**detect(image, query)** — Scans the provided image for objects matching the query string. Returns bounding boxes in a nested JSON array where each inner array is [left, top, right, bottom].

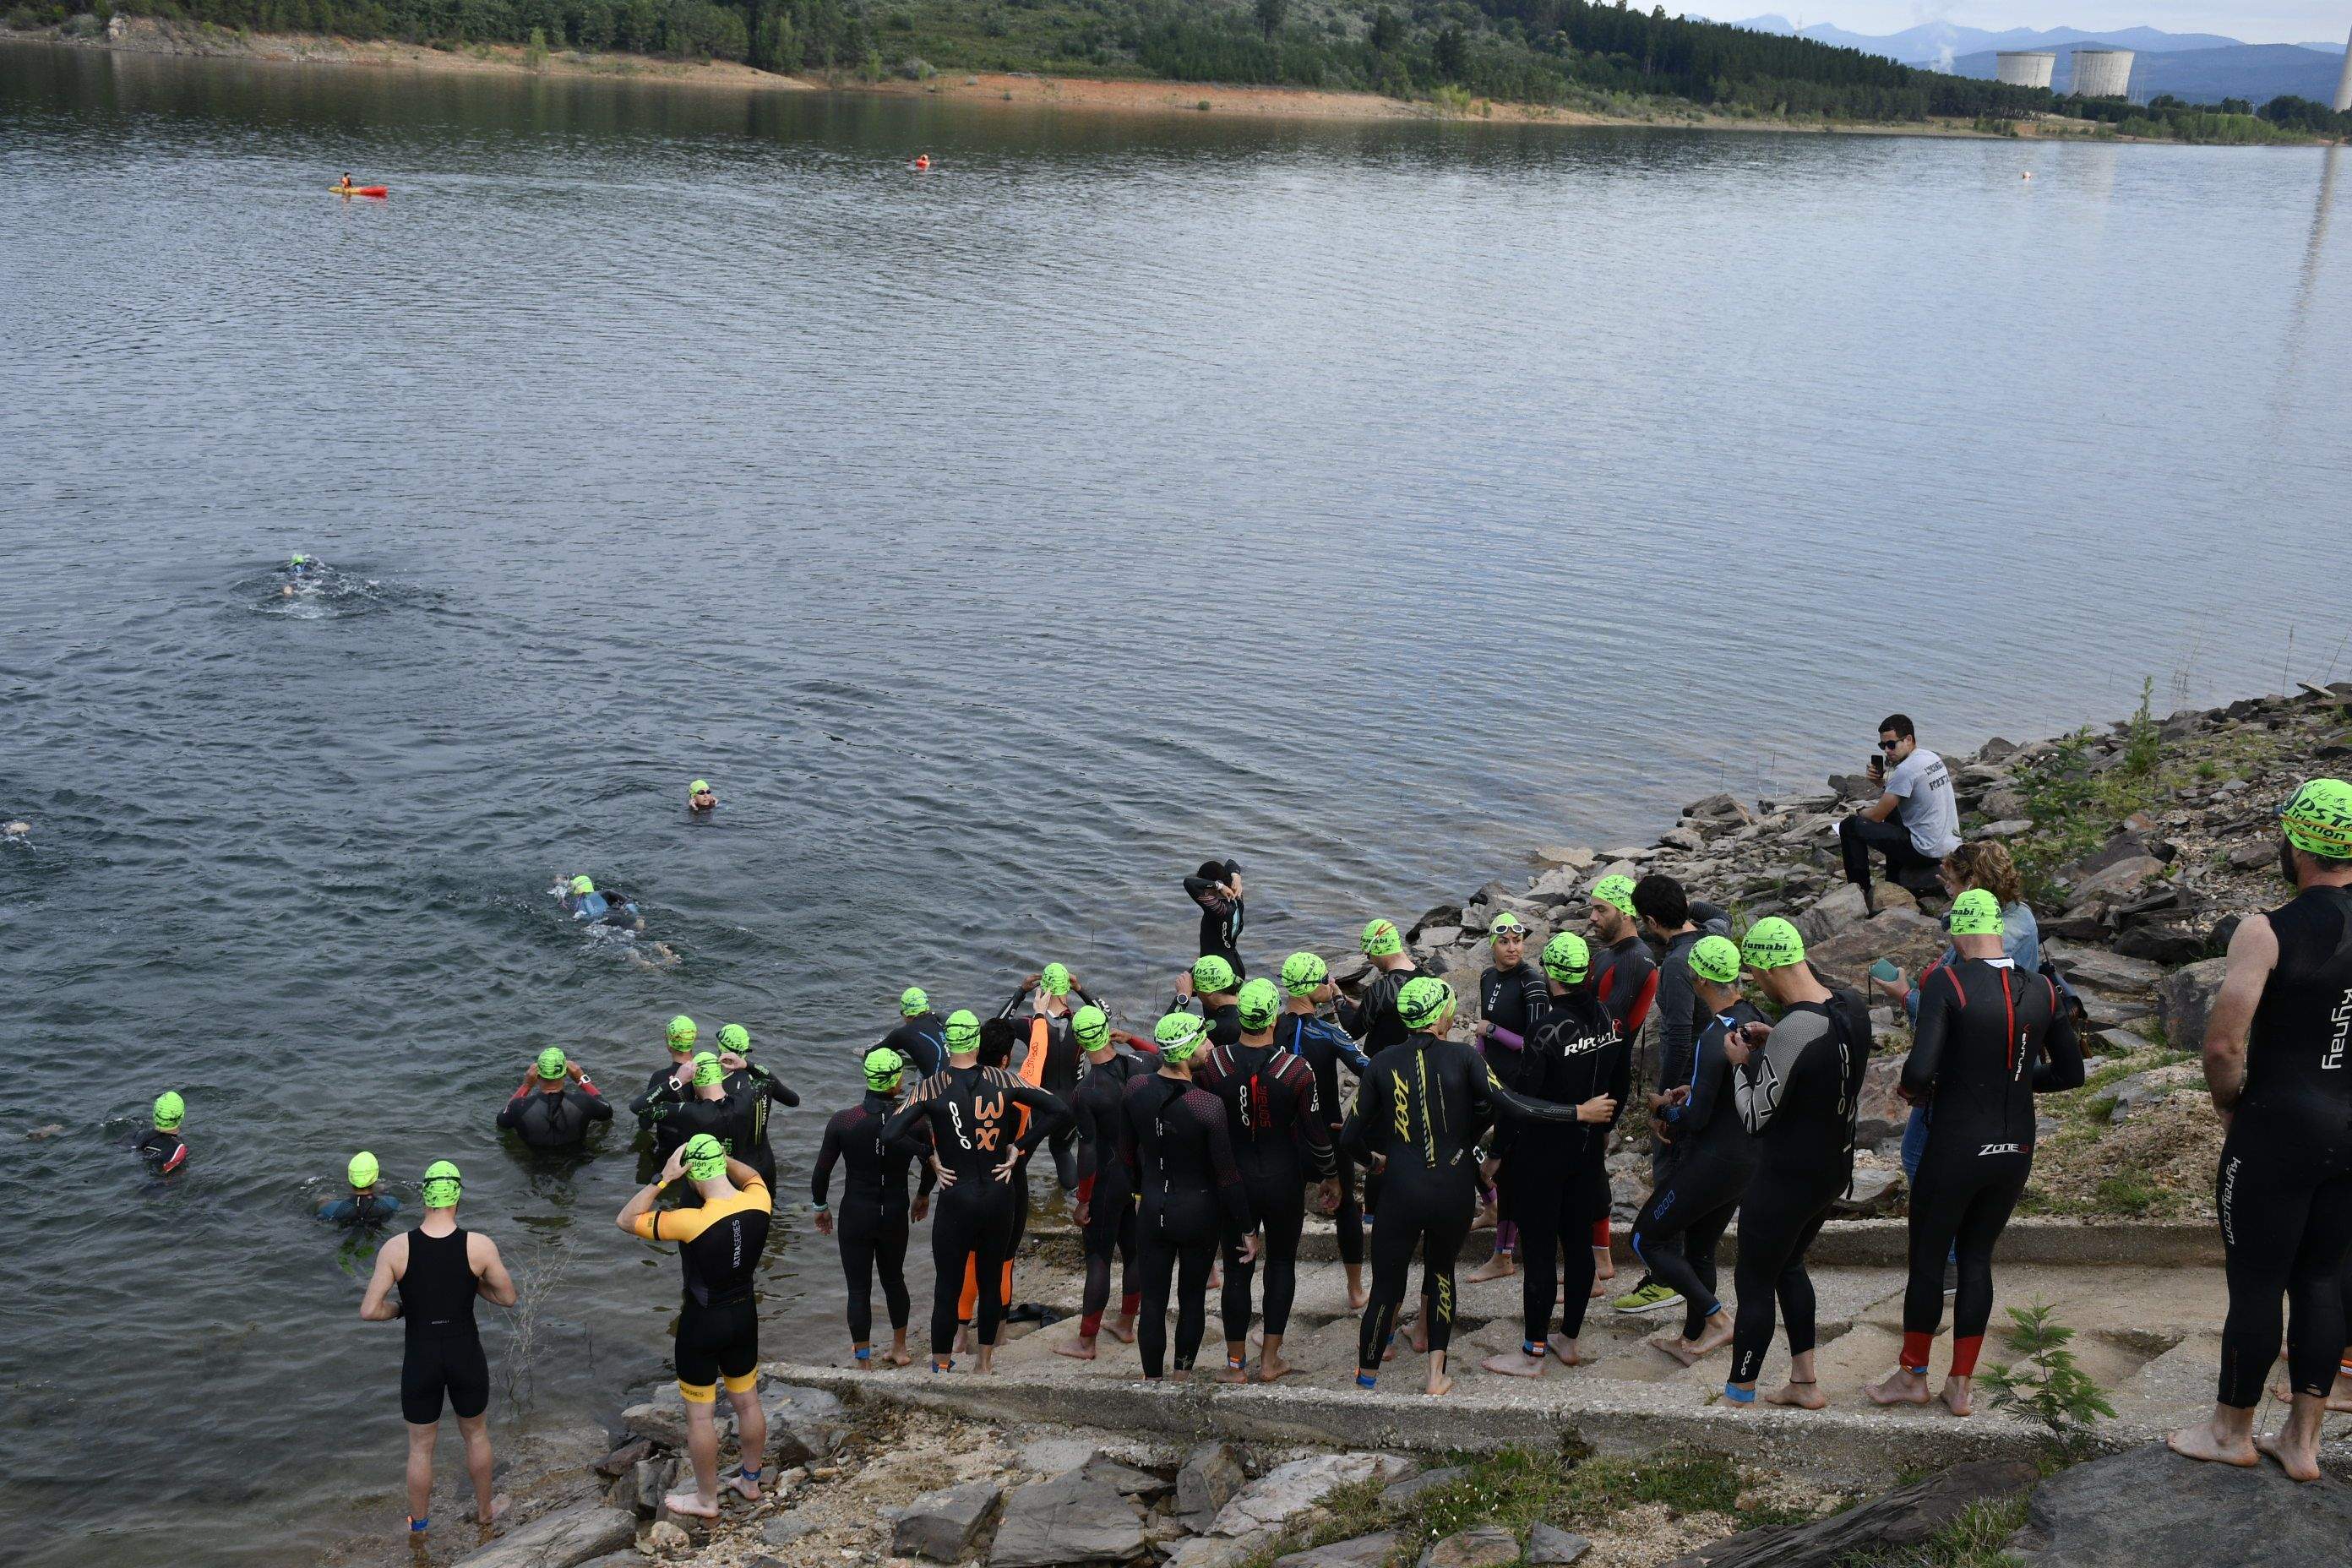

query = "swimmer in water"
[[689, 779, 716, 813], [3, 820, 28, 845], [139, 1092, 189, 1175], [321, 1151, 404, 1228], [280, 553, 323, 596], [558, 874, 645, 933]]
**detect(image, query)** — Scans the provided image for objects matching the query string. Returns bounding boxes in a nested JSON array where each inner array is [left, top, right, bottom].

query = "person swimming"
[[139, 1092, 188, 1175], [558, 874, 645, 932], [321, 1151, 403, 1227], [3, 820, 28, 845], [689, 780, 716, 813], [280, 553, 324, 596]]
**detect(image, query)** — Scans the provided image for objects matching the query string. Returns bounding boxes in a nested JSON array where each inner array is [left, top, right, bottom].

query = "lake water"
[[2, 38, 2347, 1565]]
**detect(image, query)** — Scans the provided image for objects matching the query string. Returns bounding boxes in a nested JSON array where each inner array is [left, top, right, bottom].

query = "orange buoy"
[[912, 154, 931, 171]]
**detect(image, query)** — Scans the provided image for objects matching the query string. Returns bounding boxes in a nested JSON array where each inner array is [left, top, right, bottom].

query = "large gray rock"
[[619, 1381, 843, 1465], [1661, 1460, 2036, 1567], [1274, 1532, 1396, 1568], [1019, 1435, 1099, 1475], [762, 1511, 821, 1547], [1209, 1452, 1416, 1537], [1533, 846, 1596, 870], [1176, 1441, 1248, 1530], [626, 1456, 675, 1516], [1794, 883, 1871, 944], [1807, 906, 1946, 995], [2066, 856, 2166, 910], [448, 1503, 636, 1568], [1167, 1533, 1276, 1568], [2046, 944, 2167, 998], [989, 1468, 1146, 1567], [893, 1479, 1004, 1562], [1418, 1524, 1517, 1568], [1379, 1464, 1466, 1509], [1081, 1457, 1168, 1496], [1524, 1522, 1592, 1565], [2102, 1062, 2200, 1123], [2008, 1443, 2352, 1566], [2156, 956, 2230, 1049]]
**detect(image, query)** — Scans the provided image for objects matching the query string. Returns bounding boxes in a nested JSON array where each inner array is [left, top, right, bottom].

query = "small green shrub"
[[1980, 1302, 2116, 1454]]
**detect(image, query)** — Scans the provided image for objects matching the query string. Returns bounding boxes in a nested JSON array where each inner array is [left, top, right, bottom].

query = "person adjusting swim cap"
[[681, 1132, 730, 1182], [1688, 934, 1743, 986], [2279, 777, 2352, 860], [570, 875, 595, 896], [1156, 1011, 1209, 1063], [863, 1047, 906, 1092], [1946, 888, 2005, 938], [1281, 951, 1329, 998], [1235, 977, 1282, 1033], [1396, 976, 1456, 1032], [1362, 918, 1403, 958], [1190, 955, 1238, 995], [536, 1047, 569, 1081], [1740, 917, 1807, 972], [421, 1160, 463, 1207], [691, 1051, 725, 1088], [1040, 963, 1072, 997], [667, 1015, 697, 1050], [900, 987, 930, 1017], [153, 1091, 185, 1130], [1070, 1004, 1110, 1054], [688, 780, 716, 812], [944, 1010, 982, 1056], [1541, 932, 1592, 985], [718, 1023, 799, 1190], [1591, 874, 1638, 919]]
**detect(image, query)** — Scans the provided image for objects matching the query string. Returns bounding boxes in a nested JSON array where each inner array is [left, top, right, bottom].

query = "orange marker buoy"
[[912, 154, 931, 171]]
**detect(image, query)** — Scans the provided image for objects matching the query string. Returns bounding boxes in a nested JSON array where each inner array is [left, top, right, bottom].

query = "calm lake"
[[1, 37, 2347, 1565]]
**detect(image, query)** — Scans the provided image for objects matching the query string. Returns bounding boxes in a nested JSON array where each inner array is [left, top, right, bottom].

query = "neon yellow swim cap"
[[689, 779, 710, 795], [718, 1023, 750, 1054], [1689, 934, 1741, 986], [1488, 911, 1528, 943], [1154, 1011, 1207, 1063], [1740, 917, 1807, 972], [569, 875, 595, 896], [944, 1010, 981, 1054], [1948, 889, 2006, 938], [682, 1134, 727, 1182], [1361, 919, 1402, 958], [1541, 931, 1592, 985], [2281, 778, 2352, 860], [1190, 954, 1237, 994], [347, 1151, 379, 1188], [667, 1015, 697, 1051], [900, 987, 930, 1016], [421, 1160, 461, 1206], [151, 1092, 185, 1130], [1071, 1004, 1109, 1052], [1396, 976, 1456, 1032], [690, 1051, 724, 1087], [536, 1047, 568, 1080], [1040, 963, 1071, 997], [863, 1046, 906, 1092], [1236, 977, 1281, 1032], [1591, 874, 1637, 917], [1281, 951, 1328, 998]]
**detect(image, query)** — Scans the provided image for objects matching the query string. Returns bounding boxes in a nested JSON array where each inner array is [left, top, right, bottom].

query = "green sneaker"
[[1612, 1281, 1685, 1315]]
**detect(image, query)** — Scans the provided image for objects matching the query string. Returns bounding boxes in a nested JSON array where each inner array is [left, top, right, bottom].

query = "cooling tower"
[[1995, 52, 2056, 89], [2072, 47, 2134, 99], [2334, 24, 2349, 113]]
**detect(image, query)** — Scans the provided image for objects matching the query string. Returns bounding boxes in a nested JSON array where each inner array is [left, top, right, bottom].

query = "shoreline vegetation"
[[11, 8, 2351, 144]]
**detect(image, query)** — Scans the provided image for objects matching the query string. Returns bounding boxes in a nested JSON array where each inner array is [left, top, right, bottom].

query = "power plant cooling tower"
[[1995, 52, 2056, 89], [2334, 24, 2350, 113], [2072, 47, 2135, 99]]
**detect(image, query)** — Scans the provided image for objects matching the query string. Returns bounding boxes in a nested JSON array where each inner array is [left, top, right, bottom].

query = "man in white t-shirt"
[[1838, 712, 1962, 910]]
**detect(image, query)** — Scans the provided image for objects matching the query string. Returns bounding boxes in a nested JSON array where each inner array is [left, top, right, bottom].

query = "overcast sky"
[[1741, 6, 2351, 45]]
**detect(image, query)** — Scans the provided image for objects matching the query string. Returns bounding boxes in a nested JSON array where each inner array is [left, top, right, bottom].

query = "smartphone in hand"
[[1869, 957, 1900, 987]]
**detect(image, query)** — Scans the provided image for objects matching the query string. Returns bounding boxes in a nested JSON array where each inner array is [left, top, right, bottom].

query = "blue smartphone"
[[1868, 958, 1900, 985]]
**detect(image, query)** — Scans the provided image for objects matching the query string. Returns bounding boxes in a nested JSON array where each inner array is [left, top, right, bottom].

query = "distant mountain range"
[[1706, 16, 2346, 105]]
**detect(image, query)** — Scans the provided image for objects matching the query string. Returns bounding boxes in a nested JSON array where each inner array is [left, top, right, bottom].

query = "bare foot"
[[1426, 1369, 1454, 1397], [1206, 1266, 1222, 1292], [1480, 1349, 1547, 1380], [1867, 1369, 1932, 1407], [1467, 1253, 1516, 1283], [1546, 1333, 1587, 1368], [1588, 1276, 1608, 1298], [1646, 1327, 1721, 1366], [662, 1490, 720, 1520], [1938, 1381, 1974, 1418], [1106, 1317, 1137, 1344], [466, 1494, 509, 1527], [726, 1469, 761, 1502], [2167, 1421, 2260, 1467], [1053, 1338, 1100, 1361], [1765, 1380, 1827, 1409], [2256, 1432, 2323, 1483], [1257, 1356, 1298, 1383], [1593, 1247, 1615, 1281], [1382, 1336, 1399, 1363], [1348, 1286, 1369, 1311], [1215, 1360, 1250, 1385], [890, 1347, 913, 1367], [1412, 1325, 1429, 1354]]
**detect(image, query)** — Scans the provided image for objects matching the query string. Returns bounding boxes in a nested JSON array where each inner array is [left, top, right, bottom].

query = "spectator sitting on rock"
[[1839, 713, 1962, 912]]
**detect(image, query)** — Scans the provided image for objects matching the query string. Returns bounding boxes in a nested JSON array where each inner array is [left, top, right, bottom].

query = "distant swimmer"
[[360, 1162, 517, 1536], [912, 154, 931, 171], [3, 820, 28, 845], [280, 553, 324, 596], [689, 779, 716, 813], [558, 874, 645, 932], [494, 1048, 614, 1152], [139, 1092, 188, 1175], [321, 1152, 403, 1228]]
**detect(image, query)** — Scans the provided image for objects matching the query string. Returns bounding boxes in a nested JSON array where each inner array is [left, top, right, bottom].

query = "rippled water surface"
[[3, 38, 2349, 1565]]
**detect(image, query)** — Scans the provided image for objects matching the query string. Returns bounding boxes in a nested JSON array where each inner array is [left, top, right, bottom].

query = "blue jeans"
[[1902, 1106, 1957, 1267]]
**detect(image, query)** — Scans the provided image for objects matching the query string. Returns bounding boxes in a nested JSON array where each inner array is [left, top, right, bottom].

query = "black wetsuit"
[[814, 1092, 936, 1348], [495, 1083, 613, 1152], [1170, 993, 1243, 1051], [1631, 1002, 1763, 1340], [629, 1061, 693, 1129], [1512, 987, 1627, 1348], [136, 1128, 188, 1175], [1069, 1048, 1155, 1337], [1336, 964, 1418, 1056], [1727, 989, 1874, 1388], [1594, 935, 1660, 1043], [1342, 1033, 1583, 1375], [1195, 1037, 1336, 1348], [1277, 1011, 1372, 1269], [1900, 959, 2082, 1375], [2217, 885, 2352, 1407], [1119, 1071, 1252, 1378], [881, 1013, 949, 1081], [1184, 861, 1245, 976], [322, 1194, 402, 1228], [882, 1064, 1067, 1357], [398, 1227, 487, 1424], [1478, 958, 1550, 1255], [653, 1090, 741, 1167], [999, 987, 1095, 1190], [722, 1061, 802, 1190]]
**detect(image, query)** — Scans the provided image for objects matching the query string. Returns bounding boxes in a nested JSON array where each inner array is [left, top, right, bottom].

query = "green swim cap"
[[421, 1160, 462, 1206], [1541, 931, 1592, 985], [1396, 976, 1456, 1033], [1071, 1004, 1110, 1053], [1740, 917, 1807, 972], [1236, 977, 1282, 1032], [689, 779, 710, 795], [1489, 911, 1528, 943], [1154, 1011, 1208, 1063], [1280, 951, 1328, 998], [151, 1092, 184, 1130], [900, 986, 930, 1016], [718, 1023, 750, 1055], [691, 1051, 724, 1087], [348, 1151, 379, 1189], [944, 1010, 982, 1054], [2280, 778, 2352, 860], [290, 553, 309, 564], [569, 874, 595, 896], [1190, 954, 1237, 994], [667, 1015, 697, 1052], [1689, 934, 1742, 986], [863, 1046, 906, 1092], [1948, 888, 2006, 938], [1040, 963, 1072, 997], [536, 1046, 569, 1081], [681, 1133, 728, 1182], [1591, 874, 1637, 918], [1361, 919, 1403, 958]]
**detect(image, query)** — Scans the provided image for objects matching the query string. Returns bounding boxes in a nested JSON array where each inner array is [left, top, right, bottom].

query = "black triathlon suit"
[[814, 1093, 934, 1348], [1195, 1037, 1336, 1347], [398, 1227, 489, 1424], [634, 1178, 773, 1399], [1277, 1011, 1372, 1269], [1119, 1071, 1252, 1379], [495, 1084, 614, 1152], [1069, 1048, 1155, 1334], [1631, 1001, 1764, 1342], [723, 1062, 803, 1191], [1510, 988, 1626, 1348]]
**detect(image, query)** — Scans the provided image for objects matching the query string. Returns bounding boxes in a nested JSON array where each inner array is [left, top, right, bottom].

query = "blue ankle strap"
[[408, 1516, 430, 1533], [1723, 1383, 1756, 1405], [1355, 1372, 1377, 1389], [854, 1346, 872, 1361]]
